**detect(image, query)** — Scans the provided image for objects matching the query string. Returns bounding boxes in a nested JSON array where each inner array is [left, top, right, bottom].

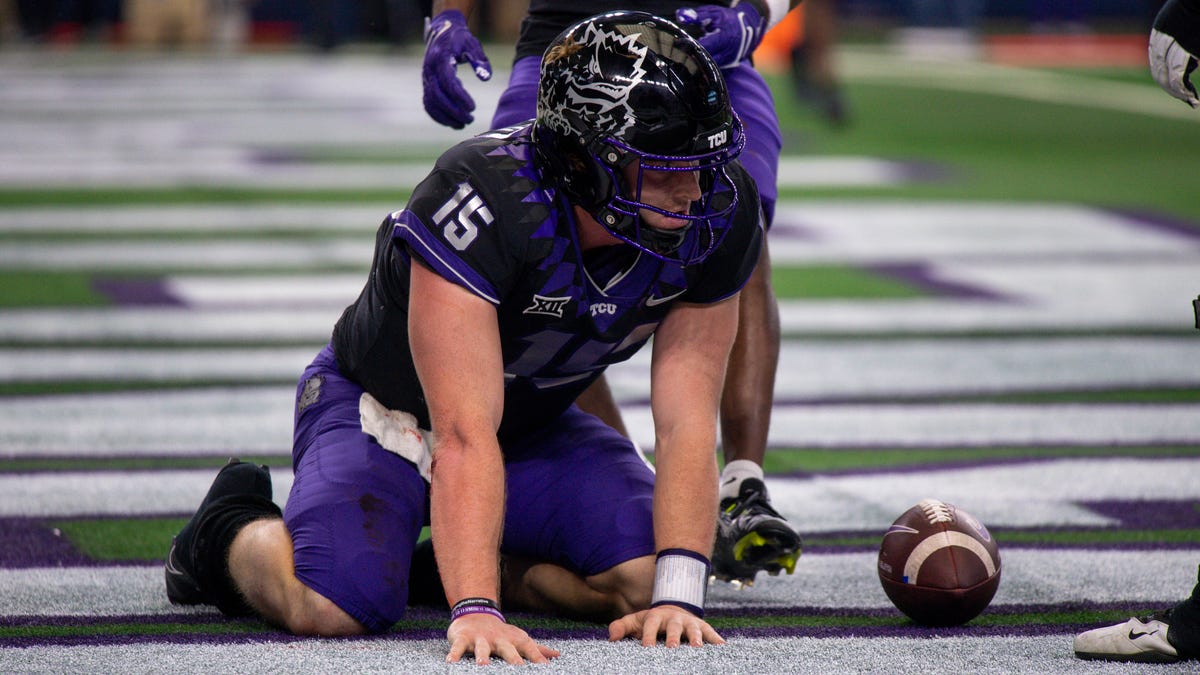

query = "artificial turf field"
[[1, 39, 1199, 673]]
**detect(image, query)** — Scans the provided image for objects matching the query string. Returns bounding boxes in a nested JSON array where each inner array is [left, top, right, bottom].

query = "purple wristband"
[[450, 597, 506, 624]]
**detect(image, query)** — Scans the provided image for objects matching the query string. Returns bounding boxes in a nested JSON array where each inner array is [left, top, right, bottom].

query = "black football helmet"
[[532, 10, 745, 265]]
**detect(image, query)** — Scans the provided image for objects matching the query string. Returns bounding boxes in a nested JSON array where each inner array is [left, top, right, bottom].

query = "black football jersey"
[[331, 123, 761, 441], [515, 2, 734, 60]]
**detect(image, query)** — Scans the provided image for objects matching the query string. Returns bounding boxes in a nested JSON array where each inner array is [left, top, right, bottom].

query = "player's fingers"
[[493, 639, 525, 666], [685, 621, 705, 647], [664, 614, 684, 648], [608, 615, 637, 641], [473, 637, 491, 665], [538, 643, 562, 660], [641, 612, 664, 647], [700, 621, 726, 645], [445, 637, 468, 663]]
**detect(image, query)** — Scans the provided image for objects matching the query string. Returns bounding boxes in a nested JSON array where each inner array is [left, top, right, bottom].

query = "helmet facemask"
[[588, 114, 744, 265]]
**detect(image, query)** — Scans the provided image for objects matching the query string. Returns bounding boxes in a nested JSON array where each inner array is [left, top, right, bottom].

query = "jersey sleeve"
[[389, 161, 522, 306], [682, 165, 764, 304]]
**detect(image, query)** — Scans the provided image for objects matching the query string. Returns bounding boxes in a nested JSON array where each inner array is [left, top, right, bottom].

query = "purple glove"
[[676, 3, 767, 69], [422, 9, 493, 129]]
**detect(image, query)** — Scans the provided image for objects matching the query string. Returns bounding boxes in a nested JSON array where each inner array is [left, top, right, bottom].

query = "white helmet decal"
[[541, 24, 648, 141]]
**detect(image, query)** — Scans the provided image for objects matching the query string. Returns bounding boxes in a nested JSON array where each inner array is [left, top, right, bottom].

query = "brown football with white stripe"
[[877, 498, 1001, 626]]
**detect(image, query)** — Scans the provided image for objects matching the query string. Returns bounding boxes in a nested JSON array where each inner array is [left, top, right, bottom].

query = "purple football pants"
[[285, 345, 655, 632], [493, 56, 782, 227]]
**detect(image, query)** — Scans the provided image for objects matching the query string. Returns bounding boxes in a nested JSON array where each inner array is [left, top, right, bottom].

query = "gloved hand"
[[676, 2, 767, 69], [422, 9, 493, 129], [1149, 0, 1200, 109]]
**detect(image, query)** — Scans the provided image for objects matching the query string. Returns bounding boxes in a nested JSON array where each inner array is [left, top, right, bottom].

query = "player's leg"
[[497, 406, 656, 621], [1074, 564, 1200, 662], [165, 346, 429, 635], [711, 63, 801, 587]]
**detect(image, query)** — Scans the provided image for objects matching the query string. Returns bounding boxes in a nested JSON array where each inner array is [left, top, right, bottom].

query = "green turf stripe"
[[52, 518, 187, 561], [0, 272, 110, 308], [771, 265, 929, 299], [761, 446, 1200, 474], [46, 515, 1200, 563]]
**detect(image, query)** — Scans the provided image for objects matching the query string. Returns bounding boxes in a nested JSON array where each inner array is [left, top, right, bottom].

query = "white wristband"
[[650, 549, 710, 617]]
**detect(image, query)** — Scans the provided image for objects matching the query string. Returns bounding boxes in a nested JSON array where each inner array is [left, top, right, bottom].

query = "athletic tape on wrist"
[[450, 597, 505, 623], [650, 548, 710, 617]]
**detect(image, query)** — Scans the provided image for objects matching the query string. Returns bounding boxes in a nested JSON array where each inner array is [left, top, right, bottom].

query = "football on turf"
[[877, 498, 1001, 626]]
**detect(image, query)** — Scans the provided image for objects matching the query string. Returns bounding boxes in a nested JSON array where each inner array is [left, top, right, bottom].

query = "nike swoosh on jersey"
[[645, 289, 686, 307]]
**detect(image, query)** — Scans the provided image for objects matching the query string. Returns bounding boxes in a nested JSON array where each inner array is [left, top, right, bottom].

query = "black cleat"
[[165, 458, 273, 606], [711, 478, 802, 588]]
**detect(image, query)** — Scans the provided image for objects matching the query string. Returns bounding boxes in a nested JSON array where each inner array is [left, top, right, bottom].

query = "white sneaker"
[[1073, 616, 1180, 663]]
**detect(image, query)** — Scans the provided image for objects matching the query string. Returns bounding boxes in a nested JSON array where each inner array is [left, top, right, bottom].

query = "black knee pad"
[[193, 494, 282, 617]]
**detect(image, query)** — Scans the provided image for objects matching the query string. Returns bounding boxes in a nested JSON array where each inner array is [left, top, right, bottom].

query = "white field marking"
[[0, 204, 392, 234], [770, 201, 1200, 262], [0, 240, 374, 270], [5, 337, 1197, 393], [624, 403, 1200, 452], [707, 549, 1200, 610], [840, 45, 1200, 122], [0, 307, 341, 342], [164, 274, 364, 307], [1, 549, 1194, 618], [760, 458, 1200, 532], [0, 347, 319, 382], [3, 636, 1176, 675], [604, 336, 1200, 400], [0, 156, 441, 189], [0, 53, 491, 144], [772, 157, 916, 188], [3, 459, 1196, 528], [0, 469, 295, 517], [775, 258, 1199, 332], [4, 387, 1199, 456], [0, 387, 295, 457]]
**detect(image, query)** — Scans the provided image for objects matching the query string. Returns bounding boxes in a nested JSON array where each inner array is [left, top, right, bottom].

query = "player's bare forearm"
[[408, 261, 505, 605], [649, 296, 739, 553]]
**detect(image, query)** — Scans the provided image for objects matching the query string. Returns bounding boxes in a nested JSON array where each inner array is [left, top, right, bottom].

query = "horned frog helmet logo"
[[539, 23, 649, 141]]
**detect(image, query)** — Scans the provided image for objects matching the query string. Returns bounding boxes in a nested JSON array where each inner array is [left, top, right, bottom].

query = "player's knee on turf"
[[283, 585, 368, 637]]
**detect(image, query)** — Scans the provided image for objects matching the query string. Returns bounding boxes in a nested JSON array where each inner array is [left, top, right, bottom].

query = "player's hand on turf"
[[675, 3, 766, 69], [1149, 0, 1200, 108], [607, 605, 726, 647], [422, 9, 493, 129], [446, 612, 560, 665]]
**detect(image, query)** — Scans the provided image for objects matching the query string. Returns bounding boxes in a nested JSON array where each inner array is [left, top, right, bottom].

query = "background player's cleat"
[[1074, 615, 1180, 663], [711, 477, 802, 586], [1075, 565, 1200, 663], [165, 458, 273, 606]]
